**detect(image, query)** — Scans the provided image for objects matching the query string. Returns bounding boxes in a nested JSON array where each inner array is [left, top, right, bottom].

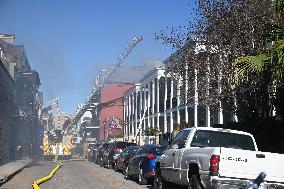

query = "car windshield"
[[128, 146, 140, 153], [112, 142, 137, 148], [190, 130, 256, 151]]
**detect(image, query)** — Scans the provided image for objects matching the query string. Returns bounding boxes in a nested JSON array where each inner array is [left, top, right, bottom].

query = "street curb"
[[0, 160, 34, 186]]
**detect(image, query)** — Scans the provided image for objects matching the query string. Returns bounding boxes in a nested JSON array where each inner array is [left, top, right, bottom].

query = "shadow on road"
[[25, 162, 43, 168]]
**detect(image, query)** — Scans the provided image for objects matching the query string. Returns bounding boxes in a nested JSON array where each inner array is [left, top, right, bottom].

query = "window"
[[136, 148, 143, 155], [190, 130, 256, 151], [171, 129, 192, 149]]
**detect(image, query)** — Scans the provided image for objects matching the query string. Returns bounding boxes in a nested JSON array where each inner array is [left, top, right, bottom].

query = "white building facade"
[[123, 62, 235, 143]]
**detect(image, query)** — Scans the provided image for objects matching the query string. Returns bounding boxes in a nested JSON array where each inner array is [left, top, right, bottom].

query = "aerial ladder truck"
[[65, 36, 143, 148]]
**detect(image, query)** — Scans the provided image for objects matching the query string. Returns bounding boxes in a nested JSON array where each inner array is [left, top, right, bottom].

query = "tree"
[[156, 0, 284, 120], [143, 128, 159, 136], [235, 0, 284, 119]]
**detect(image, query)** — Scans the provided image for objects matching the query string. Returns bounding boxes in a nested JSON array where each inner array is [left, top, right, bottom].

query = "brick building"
[[99, 83, 133, 140]]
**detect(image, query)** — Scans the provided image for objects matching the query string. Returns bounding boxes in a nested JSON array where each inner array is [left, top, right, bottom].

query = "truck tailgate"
[[218, 148, 284, 183]]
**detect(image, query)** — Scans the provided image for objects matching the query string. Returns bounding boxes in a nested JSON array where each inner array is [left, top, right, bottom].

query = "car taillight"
[[113, 147, 120, 152], [210, 155, 220, 175], [147, 154, 156, 159]]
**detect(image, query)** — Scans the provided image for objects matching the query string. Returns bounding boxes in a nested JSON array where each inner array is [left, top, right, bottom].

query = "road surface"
[[0, 160, 183, 189]]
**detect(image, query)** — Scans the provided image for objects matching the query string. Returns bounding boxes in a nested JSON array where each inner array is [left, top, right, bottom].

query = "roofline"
[[140, 66, 165, 83]]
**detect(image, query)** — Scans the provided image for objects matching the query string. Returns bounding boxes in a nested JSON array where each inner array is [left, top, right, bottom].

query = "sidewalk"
[[0, 159, 33, 185]]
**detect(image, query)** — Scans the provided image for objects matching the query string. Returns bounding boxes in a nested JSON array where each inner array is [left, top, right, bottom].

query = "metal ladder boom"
[[68, 36, 143, 130]]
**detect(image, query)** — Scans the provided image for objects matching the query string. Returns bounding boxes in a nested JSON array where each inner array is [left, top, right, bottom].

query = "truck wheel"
[[99, 158, 103, 167], [153, 171, 166, 189], [107, 161, 112, 169], [188, 175, 202, 189], [124, 165, 130, 180], [114, 163, 118, 172], [138, 168, 148, 185]]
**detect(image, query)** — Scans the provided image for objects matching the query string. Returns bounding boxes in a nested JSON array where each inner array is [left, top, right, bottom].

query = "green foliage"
[[236, 54, 269, 78], [236, 39, 284, 84], [272, 0, 284, 13], [271, 39, 284, 81], [156, 0, 284, 120], [143, 128, 159, 136]]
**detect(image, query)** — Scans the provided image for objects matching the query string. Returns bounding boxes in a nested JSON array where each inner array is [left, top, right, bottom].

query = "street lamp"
[[103, 118, 108, 141]]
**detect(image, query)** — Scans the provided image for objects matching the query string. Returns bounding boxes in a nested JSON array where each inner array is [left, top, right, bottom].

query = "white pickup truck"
[[154, 127, 284, 189]]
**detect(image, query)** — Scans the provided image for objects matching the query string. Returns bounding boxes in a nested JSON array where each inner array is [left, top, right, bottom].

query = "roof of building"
[[105, 61, 164, 84], [0, 39, 31, 70]]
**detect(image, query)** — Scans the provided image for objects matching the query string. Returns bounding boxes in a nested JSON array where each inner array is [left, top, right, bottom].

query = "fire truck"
[[43, 130, 72, 160]]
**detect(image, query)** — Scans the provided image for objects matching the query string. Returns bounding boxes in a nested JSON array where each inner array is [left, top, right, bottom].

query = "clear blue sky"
[[0, 0, 195, 114]]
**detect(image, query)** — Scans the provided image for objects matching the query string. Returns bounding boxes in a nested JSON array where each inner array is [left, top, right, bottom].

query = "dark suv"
[[95, 143, 110, 166], [102, 141, 137, 169]]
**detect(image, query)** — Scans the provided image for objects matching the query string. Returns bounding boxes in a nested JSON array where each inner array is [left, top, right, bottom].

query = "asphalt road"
[[0, 160, 184, 189]]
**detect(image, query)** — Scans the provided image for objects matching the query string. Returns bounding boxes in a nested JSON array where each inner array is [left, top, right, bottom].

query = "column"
[[135, 91, 138, 136], [125, 96, 129, 138], [147, 83, 150, 128], [177, 77, 181, 124], [217, 67, 223, 124], [217, 56, 224, 124], [143, 86, 146, 131], [170, 77, 173, 132], [164, 76, 168, 133], [185, 65, 189, 123], [156, 78, 160, 131], [194, 68, 198, 127], [205, 61, 210, 127], [123, 97, 126, 138], [131, 93, 135, 136], [128, 95, 131, 136], [152, 79, 155, 128], [139, 89, 143, 131]]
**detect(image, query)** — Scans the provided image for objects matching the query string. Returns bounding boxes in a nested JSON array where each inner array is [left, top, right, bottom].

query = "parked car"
[[87, 143, 100, 162], [95, 142, 110, 166], [92, 143, 101, 163], [102, 141, 137, 169], [125, 144, 166, 185], [114, 145, 140, 172], [154, 127, 284, 189]]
